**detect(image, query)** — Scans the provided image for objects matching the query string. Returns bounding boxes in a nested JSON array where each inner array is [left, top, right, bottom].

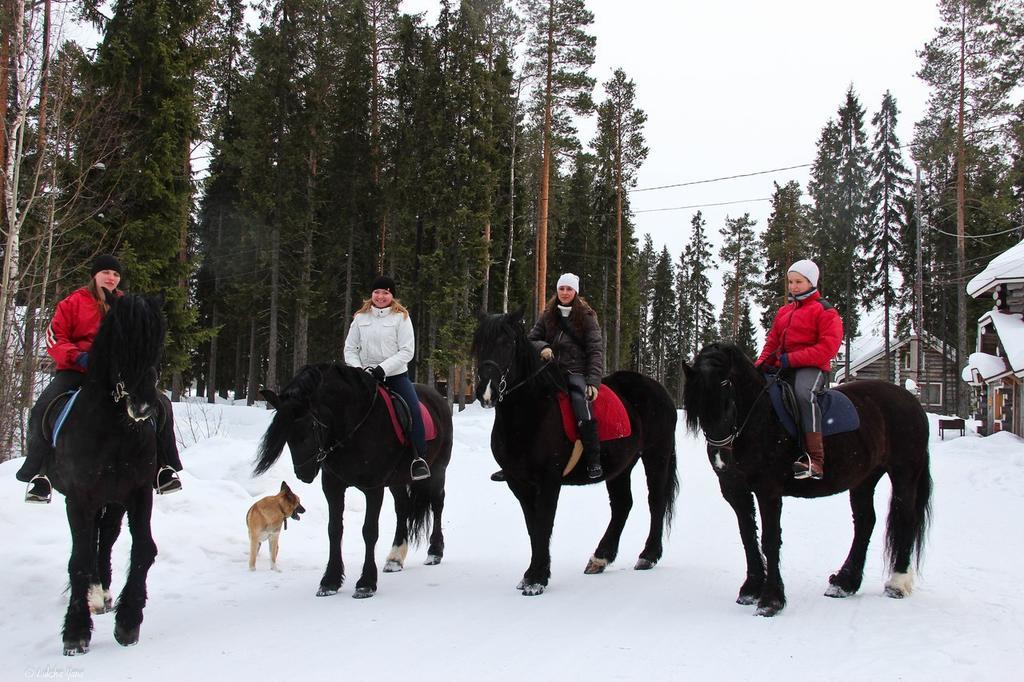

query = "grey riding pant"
[[791, 367, 827, 433]]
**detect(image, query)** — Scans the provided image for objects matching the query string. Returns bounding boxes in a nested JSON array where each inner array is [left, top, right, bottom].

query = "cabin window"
[[919, 382, 942, 406]]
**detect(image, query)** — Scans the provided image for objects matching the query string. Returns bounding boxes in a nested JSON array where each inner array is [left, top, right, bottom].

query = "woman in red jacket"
[[755, 259, 843, 480], [16, 255, 183, 502]]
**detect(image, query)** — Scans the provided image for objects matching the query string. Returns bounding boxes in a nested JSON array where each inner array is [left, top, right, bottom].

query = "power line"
[[630, 164, 811, 193], [634, 198, 771, 214]]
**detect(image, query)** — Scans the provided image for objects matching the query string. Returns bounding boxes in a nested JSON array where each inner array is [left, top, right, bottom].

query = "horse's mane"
[[682, 342, 761, 434], [471, 311, 544, 378], [254, 363, 375, 475], [88, 293, 165, 391]]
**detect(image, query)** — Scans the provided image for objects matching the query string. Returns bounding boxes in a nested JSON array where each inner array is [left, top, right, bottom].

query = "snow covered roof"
[[967, 240, 1024, 297], [834, 331, 954, 382], [974, 310, 1024, 378], [962, 352, 1009, 384]]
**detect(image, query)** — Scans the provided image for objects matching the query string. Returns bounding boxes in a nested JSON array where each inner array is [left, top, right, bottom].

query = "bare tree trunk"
[[246, 316, 258, 406], [343, 222, 354, 338], [955, 8, 968, 416], [207, 210, 223, 403], [233, 333, 244, 401], [535, 0, 554, 316], [503, 80, 522, 314], [294, 151, 315, 370], [265, 224, 280, 397]]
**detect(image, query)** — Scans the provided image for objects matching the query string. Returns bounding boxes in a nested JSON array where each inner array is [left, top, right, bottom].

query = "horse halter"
[[111, 377, 153, 423], [703, 378, 770, 452], [478, 356, 551, 403]]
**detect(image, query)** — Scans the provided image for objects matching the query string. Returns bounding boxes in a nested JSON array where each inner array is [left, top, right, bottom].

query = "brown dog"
[[246, 481, 305, 572]]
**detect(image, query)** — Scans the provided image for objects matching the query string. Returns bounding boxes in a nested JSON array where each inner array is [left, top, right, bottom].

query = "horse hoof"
[[754, 602, 784, 617], [825, 584, 854, 598], [516, 579, 525, 590], [383, 559, 403, 573], [63, 639, 89, 656], [316, 586, 339, 597], [521, 583, 545, 596], [352, 586, 376, 599], [634, 558, 657, 570], [584, 557, 608, 574], [113, 623, 140, 647], [736, 594, 758, 606], [423, 554, 442, 566], [884, 585, 907, 599]]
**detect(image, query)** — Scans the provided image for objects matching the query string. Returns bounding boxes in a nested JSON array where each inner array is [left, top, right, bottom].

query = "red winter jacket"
[[755, 289, 843, 373], [45, 287, 119, 373]]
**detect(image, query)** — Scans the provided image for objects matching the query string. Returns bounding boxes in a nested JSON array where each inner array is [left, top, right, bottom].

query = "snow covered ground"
[[2, 400, 1022, 681]]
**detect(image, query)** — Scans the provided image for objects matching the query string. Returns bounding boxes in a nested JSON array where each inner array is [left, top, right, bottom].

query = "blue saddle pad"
[[51, 389, 82, 447], [768, 381, 859, 438]]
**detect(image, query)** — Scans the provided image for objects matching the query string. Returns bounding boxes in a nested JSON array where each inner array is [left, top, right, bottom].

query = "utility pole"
[[915, 166, 925, 385]]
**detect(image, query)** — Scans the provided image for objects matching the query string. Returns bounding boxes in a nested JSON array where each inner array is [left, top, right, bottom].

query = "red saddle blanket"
[[378, 386, 437, 446], [556, 384, 632, 442]]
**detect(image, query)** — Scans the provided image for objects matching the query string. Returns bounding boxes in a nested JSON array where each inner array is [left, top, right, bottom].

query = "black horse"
[[472, 311, 679, 596], [48, 293, 166, 655], [682, 342, 932, 616], [255, 363, 453, 598]]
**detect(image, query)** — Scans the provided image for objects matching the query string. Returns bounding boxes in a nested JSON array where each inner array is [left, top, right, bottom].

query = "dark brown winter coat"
[[527, 296, 604, 387]]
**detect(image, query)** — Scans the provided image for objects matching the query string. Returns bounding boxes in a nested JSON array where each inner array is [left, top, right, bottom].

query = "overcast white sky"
[[405, 0, 940, 308]]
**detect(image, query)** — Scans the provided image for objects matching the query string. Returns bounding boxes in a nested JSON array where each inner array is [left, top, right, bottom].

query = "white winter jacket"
[[343, 306, 415, 377]]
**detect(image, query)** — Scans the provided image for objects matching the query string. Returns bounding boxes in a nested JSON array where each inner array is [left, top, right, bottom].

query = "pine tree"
[[594, 68, 647, 370], [864, 91, 912, 383], [521, 0, 595, 314], [756, 181, 807, 331], [683, 211, 717, 358], [85, 0, 215, 394], [634, 234, 655, 373], [718, 213, 759, 343], [649, 245, 676, 387]]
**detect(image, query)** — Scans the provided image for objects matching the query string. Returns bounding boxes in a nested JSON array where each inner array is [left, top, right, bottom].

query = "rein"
[[480, 358, 553, 403], [703, 377, 772, 450], [295, 384, 379, 469]]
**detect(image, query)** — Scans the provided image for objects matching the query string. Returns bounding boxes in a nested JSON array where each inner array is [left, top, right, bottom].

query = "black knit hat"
[[370, 275, 396, 297], [90, 254, 123, 276]]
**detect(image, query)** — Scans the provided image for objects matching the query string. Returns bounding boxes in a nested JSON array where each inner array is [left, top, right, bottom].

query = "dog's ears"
[[280, 481, 291, 494], [261, 388, 279, 409]]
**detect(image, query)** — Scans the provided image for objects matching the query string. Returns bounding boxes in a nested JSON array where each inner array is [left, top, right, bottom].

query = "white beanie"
[[556, 272, 580, 293], [787, 259, 819, 288]]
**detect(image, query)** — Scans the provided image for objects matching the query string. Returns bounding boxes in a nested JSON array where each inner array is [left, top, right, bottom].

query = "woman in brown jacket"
[[491, 272, 605, 481]]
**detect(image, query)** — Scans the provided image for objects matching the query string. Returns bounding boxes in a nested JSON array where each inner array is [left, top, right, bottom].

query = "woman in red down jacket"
[[755, 259, 843, 481], [16, 255, 183, 503]]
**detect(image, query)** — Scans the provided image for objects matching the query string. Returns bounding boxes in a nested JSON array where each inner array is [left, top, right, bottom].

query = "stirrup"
[[155, 466, 182, 495], [25, 475, 52, 504], [410, 457, 431, 481], [792, 454, 812, 480], [586, 462, 603, 479]]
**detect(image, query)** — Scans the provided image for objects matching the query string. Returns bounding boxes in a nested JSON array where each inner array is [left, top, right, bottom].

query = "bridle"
[[294, 384, 379, 469], [703, 376, 772, 453], [478, 339, 552, 403]]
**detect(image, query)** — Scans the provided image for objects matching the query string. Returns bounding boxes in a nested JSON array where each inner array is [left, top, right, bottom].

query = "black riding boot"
[[579, 419, 602, 479], [17, 427, 53, 503]]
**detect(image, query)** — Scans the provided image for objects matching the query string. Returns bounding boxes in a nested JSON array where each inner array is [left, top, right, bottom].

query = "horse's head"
[[255, 365, 326, 483], [683, 342, 764, 471], [471, 308, 538, 407], [89, 293, 166, 422]]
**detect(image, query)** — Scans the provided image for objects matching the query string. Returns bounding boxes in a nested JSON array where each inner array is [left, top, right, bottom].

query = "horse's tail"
[[406, 477, 433, 546], [911, 460, 933, 570], [664, 449, 680, 532], [884, 449, 933, 573]]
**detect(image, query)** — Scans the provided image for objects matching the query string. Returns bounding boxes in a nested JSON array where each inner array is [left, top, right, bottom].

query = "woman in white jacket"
[[343, 276, 430, 480]]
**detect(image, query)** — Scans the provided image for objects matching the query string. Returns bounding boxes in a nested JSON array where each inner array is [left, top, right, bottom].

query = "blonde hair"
[[355, 298, 410, 319]]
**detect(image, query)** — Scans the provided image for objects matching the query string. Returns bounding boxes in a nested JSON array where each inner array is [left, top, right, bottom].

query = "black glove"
[[366, 366, 386, 383]]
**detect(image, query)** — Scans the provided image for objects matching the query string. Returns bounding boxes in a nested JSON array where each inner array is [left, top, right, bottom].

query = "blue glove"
[[366, 366, 386, 383], [75, 352, 89, 369], [780, 353, 790, 368]]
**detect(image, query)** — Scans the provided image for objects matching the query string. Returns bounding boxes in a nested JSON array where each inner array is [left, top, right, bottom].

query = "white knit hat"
[[556, 272, 580, 293], [787, 259, 819, 288]]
